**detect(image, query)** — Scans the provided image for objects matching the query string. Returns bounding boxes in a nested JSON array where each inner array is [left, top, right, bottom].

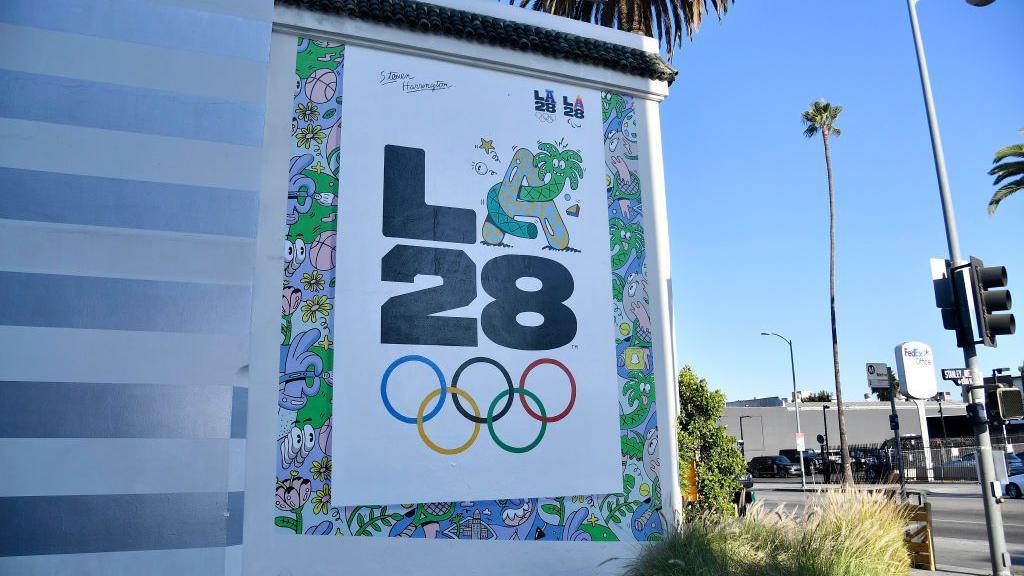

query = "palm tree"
[[987, 129, 1023, 214], [801, 99, 853, 485], [514, 0, 731, 59]]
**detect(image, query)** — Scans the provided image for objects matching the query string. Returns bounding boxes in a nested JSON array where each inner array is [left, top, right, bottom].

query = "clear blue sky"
[[660, 1, 1023, 401]]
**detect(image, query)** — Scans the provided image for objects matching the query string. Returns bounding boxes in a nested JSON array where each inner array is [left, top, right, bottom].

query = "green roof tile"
[[279, 0, 677, 84]]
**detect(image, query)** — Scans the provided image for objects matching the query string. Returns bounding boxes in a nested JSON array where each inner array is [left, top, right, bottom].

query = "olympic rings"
[[451, 357, 513, 424], [381, 356, 574, 454], [487, 388, 547, 454], [417, 387, 480, 455], [381, 355, 446, 424], [519, 358, 576, 423]]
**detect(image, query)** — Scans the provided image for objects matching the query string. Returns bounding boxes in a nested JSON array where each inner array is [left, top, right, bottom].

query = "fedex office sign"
[[894, 341, 938, 400]]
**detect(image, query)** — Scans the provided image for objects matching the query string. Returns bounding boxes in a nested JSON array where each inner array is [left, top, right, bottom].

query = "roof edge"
[[276, 0, 678, 85]]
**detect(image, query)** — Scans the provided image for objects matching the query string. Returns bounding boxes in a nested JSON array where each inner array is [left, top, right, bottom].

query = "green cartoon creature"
[[481, 143, 583, 251]]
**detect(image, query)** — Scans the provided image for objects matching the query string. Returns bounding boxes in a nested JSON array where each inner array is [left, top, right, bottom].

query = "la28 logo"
[[380, 145, 577, 351], [533, 90, 585, 119]]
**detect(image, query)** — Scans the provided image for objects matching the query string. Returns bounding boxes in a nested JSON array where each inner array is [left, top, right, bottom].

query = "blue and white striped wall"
[[0, 1, 272, 573]]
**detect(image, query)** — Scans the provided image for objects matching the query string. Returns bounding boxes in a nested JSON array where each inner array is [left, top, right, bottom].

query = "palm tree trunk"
[[823, 130, 854, 485]]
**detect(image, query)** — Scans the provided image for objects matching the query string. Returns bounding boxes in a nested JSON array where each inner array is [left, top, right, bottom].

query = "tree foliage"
[[677, 365, 745, 520], [513, 0, 732, 59], [801, 100, 843, 139], [803, 390, 833, 403], [987, 129, 1023, 214]]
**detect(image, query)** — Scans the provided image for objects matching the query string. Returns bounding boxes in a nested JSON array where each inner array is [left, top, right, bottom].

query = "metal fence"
[[809, 434, 1024, 485]]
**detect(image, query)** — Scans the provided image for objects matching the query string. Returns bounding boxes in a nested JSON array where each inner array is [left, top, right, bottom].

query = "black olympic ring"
[[450, 356, 514, 424]]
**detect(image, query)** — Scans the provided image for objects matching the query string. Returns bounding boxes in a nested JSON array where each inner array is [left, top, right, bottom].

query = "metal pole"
[[906, 1, 1009, 572], [823, 405, 831, 483], [888, 377, 908, 499], [787, 338, 807, 489], [938, 398, 948, 441], [739, 416, 748, 459]]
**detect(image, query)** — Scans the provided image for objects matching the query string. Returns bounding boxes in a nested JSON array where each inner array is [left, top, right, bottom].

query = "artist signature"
[[379, 70, 414, 85], [402, 80, 453, 93], [378, 70, 453, 93]]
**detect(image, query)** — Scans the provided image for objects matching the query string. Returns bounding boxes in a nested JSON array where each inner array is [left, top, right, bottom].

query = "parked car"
[[1006, 452, 1023, 476], [778, 449, 819, 473], [1007, 473, 1023, 499], [748, 455, 801, 478], [942, 452, 1023, 481], [941, 452, 979, 481]]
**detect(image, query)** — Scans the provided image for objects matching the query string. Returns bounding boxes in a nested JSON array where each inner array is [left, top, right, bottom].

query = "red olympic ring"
[[518, 358, 575, 423]]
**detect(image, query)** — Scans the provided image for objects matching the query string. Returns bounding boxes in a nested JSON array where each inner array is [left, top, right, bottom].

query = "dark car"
[[748, 455, 801, 478], [779, 449, 819, 473]]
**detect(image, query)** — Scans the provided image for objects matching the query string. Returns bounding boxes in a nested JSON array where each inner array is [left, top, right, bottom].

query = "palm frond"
[[988, 177, 1023, 214], [514, 0, 731, 59], [989, 161, 1024, 186], [801, 99, 842, 138], [992, 143, 1024, 164]]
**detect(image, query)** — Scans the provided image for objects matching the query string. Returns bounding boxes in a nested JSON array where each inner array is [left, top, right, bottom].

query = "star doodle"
[[477, 138, 495, 154], [310, 161, 326, 174]]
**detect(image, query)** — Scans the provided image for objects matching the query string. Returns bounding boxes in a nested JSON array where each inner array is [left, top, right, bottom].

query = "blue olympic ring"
[[380, 355, 447, 424]]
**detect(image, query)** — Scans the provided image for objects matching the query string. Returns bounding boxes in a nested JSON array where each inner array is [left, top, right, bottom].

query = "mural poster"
[[332, 45, 621, 505], [278, 37, 663, 541]]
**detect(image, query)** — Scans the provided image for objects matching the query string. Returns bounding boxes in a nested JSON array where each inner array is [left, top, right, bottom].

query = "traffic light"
[[931, 258, 972, 347], [984, 376, 1024, 423], [968, 257, 1015, 347]]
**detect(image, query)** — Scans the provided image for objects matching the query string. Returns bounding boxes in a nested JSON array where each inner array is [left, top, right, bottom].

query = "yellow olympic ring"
[[416, 387, 481, 455]]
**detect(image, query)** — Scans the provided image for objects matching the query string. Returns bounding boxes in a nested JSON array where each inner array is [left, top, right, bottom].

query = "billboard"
[[276, 39, 664, 541]]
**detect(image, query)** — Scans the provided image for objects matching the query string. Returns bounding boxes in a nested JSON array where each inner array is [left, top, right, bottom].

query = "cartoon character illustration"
[[282, 286, 302, 344], [630, 496, 663, 541], [288, 154, 317, 225], [620, 370, 654, 430], [275, 475, 312, 534], [279, 328, 323, 410], [609, 217, 644, 270], [605, 138, 640, 220], [481, 143, 583, 251], [284, 237, 306, 278], [642, 426, 661, 495], [618, 273, 652, 370], [280, 420, 317, 468]]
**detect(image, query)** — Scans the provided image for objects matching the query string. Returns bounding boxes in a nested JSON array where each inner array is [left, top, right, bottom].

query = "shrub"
[[625, 490, 911, 576], [676, 366, 746, 520]]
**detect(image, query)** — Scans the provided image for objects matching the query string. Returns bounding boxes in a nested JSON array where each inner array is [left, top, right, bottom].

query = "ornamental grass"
[[623, 489, 911, 576]]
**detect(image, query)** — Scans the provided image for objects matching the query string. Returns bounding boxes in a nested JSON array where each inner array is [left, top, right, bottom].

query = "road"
[[753, 480, 1024, 574]]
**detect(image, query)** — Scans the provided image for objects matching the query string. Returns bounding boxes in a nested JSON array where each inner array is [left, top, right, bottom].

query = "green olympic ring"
[[487, 387, 547, 454]]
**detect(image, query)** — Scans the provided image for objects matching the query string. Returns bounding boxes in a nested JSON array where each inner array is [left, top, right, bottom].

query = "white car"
[[1007, 473, 1023, 499]]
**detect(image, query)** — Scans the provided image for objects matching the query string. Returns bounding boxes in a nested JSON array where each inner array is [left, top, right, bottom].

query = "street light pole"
[[905, 1, 1009, 572], [739, 415, 751, 459], [761, 332, 806, 489]]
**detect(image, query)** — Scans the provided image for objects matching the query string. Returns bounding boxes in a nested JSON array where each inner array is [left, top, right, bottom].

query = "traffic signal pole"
[[906, 1, 1011, 573]]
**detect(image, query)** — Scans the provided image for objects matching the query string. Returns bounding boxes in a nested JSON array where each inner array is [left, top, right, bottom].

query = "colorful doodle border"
[[274, 37, 663, 542]]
